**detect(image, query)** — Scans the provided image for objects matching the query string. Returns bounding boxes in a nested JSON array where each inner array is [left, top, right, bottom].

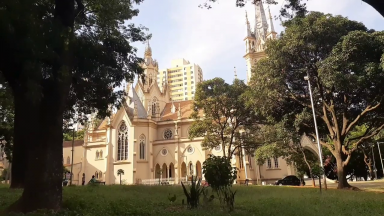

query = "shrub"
[[181, 175, 204, 209], [202, 155, 237, 190], [202, 154, 237, 211]]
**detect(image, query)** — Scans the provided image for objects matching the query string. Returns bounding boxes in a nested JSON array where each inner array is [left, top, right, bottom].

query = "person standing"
[[82, 173, 85, 186]]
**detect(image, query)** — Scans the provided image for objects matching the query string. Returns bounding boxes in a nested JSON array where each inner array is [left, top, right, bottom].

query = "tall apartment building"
[[157, 59, 203, 101]]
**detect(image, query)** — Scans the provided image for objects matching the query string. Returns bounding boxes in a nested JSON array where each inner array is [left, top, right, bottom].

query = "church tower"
[[140, 40, 159, 92], [244, 2, 277, 84]]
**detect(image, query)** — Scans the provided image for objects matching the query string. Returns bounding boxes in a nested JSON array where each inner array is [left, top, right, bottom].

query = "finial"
[[234, 67, 237, 79], [144, 39, 152, 57], [245, 10, 249, 24]]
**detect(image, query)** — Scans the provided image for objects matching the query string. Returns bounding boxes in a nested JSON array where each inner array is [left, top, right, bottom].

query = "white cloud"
[[132, 0, 384, 83]]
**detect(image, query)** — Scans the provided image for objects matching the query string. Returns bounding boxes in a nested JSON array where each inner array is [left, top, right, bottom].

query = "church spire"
[[144, 40, 152, 57], [245, 11, 252, 38], [267, 6, 276, 35], [254, 1, 269, 41]]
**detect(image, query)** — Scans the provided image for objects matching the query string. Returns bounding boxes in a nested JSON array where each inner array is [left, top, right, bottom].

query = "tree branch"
[[351, 123, 384, 150], [321, 103, 335, 139], [345, 102, 381, 135], [341, 94, 349, 136]]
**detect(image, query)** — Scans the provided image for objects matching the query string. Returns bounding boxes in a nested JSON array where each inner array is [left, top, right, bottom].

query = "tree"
[[253, 119, 319, 186], [117, 169, 124, 185], [247, 12, 384, 189], [189, 78, 262, 159], [200, 0, 384, 19], [63, 130, 85, 141], [0, 0, 148, 213]]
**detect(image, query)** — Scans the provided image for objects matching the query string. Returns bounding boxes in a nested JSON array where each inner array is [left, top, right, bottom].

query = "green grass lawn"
[[1, 184, 384, 216]]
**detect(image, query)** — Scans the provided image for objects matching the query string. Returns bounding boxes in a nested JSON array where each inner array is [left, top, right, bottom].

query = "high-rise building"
[[157, 59, 203, 101], [244, 2, 277, 84]]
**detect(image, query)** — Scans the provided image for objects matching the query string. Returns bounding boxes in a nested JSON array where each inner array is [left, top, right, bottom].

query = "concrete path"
[[304, 179, 384, 190]]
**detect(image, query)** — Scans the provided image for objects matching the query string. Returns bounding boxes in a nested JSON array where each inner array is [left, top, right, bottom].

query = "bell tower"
[[243, 3, 277, 84], [140, 40, 158, 91]]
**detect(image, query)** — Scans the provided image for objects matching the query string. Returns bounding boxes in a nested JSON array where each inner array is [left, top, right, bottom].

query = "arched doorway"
[[162, 163, 167, 178], [169, 163, 175, 179], [181, 162, 187, 180], [155, 164, 161, 179], [196, 161, 202, 180]]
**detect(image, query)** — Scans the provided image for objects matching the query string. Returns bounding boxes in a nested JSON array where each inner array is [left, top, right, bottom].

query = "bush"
[[202, 155, 237, 190], [202, 154, 237, 211]]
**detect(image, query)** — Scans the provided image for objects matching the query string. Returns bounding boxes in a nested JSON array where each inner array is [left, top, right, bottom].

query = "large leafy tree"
[[201, 0, 384, 19], [0, 0, 147, 213], [253, 119, 320, 186], [189, 78, 261, 158], [247, 12, 384, 189]]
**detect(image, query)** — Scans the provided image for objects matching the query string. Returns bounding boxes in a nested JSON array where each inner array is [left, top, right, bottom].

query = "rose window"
[[164, 129, 173, 140]]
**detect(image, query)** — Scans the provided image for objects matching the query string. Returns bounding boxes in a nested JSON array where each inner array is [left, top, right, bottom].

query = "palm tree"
[[117, 169, 124, 185]]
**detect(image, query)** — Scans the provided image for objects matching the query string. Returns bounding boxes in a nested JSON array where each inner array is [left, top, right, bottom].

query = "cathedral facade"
[[71, 3, 311, 186], [80, 41, 263, 185], [2, 3, 320, 185]]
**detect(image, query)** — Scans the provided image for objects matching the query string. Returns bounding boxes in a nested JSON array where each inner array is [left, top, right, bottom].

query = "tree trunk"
[[301, 147, 315, 187], [335, 155, 352, 189], [363, 152, 374, 180], [7, 88, 65, 213], [5, 162, 11, 184], [311, 177, 315, 187], [10, 94, 30, 189], [120, 175, 121, 185]]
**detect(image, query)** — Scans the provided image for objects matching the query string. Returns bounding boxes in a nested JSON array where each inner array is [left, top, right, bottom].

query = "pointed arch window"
[[139, 135, 146, 160], [152, 97, 157, 116], [149, 73, 153, 85], [99, 171, 103, 180], [274, 157, 279, 168], [95, 171, 99, 179], [117, 121, 129, 161], [267, 158, 272, 169], [189, 162, 194, 175], [96, 150, 100, 159], [67, 156, 70, 165], [100, 150, 103, 159]]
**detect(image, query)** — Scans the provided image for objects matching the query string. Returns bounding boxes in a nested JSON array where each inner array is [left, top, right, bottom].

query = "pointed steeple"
[[254, 1, 269, 41], [245, 11, 252, 38], [267, 6, 276, 35], [144, 40, 152, 57]]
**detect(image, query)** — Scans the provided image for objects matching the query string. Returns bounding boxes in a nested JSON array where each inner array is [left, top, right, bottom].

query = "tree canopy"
[[189, 78, 262, 158], [0, 0, 148, 213], [247, 12, 384, 189], [200, 0, 384, 19]]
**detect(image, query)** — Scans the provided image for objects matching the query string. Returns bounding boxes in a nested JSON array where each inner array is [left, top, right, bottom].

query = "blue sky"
[[130, 0, 384, 84]]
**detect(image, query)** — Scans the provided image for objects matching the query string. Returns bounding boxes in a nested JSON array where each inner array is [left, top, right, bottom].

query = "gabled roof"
[[160, 100, 195, 121], [125, 84, 147, 119]]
